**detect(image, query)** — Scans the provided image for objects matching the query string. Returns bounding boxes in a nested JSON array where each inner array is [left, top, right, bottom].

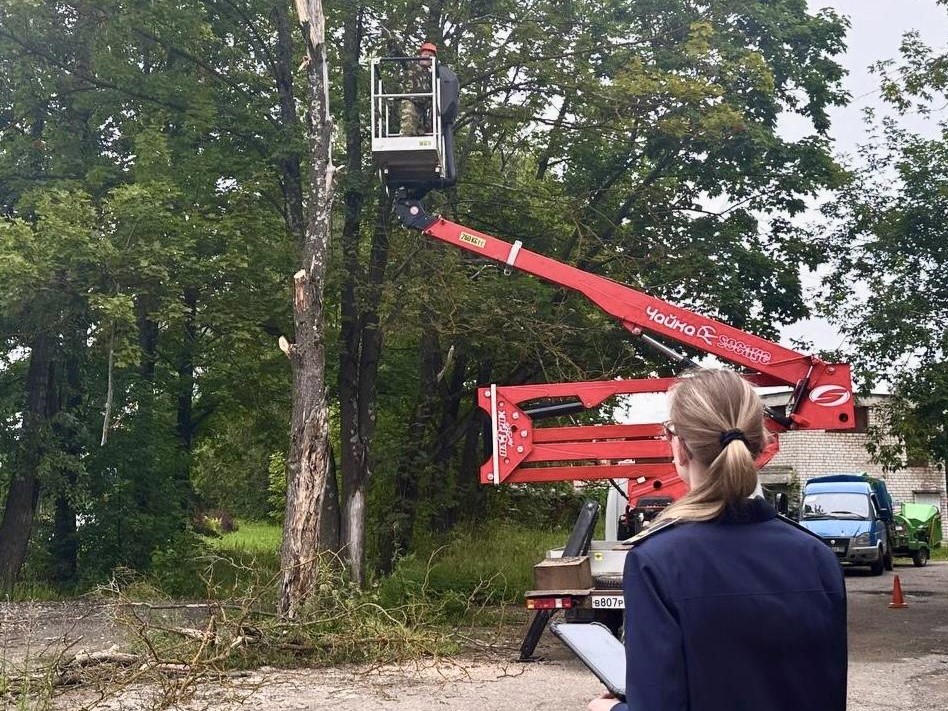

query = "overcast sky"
[[778, 0, 948, 353]]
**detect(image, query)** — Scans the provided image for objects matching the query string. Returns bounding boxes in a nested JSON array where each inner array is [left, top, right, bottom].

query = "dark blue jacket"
[[610, 498, 847, 711]]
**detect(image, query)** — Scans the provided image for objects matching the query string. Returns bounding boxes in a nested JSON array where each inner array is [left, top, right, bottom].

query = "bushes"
[[485, 482, 608, 530], [149, 530, 208, 598]]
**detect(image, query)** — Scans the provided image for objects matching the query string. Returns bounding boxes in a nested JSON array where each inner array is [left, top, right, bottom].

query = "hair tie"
[[719, 429, 748, 447]]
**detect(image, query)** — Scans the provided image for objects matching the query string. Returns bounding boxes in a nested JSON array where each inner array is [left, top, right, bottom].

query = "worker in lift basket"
[[400, 41, 438, 137], [588, 369, 847, 711]]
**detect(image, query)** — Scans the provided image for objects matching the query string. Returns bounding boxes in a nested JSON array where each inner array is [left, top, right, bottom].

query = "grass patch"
[[207, 521, 283, 554], [377, 520, 569, 620], [199, 521, 282, 601], [6, 581, 67, 602], [193, 518, 567, 623], [930, 544, 948, 561]]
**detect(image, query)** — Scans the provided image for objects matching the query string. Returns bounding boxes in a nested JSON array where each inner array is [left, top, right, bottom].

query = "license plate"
[[591, 595, 625, 610], [832, 544, 846, 553]]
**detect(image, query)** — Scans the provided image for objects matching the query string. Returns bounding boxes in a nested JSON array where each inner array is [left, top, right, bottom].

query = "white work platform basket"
[[370, 56, 447, 185]]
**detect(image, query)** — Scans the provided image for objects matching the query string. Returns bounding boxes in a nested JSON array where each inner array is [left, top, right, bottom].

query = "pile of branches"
[[2, 553, 460, 709]]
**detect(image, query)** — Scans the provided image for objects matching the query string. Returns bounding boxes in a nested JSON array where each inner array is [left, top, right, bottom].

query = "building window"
[[914, 492, 941, 508], [853, 406, 869, 433]]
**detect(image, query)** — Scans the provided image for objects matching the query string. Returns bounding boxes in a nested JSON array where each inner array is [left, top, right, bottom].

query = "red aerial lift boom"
[[394, 195, 855, 508]]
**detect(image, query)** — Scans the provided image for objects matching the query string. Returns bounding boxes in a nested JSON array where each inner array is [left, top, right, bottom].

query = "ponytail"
[[657, 370, 768, 522]]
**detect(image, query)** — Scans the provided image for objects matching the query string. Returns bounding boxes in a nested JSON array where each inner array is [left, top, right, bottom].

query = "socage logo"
[[808, 385, 851, 408], [496, 410, 514, 458], [645, 306, 715, 347]]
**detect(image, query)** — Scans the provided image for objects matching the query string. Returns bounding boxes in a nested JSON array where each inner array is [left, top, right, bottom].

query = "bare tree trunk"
[[0, 333, 54, 591], [273, 0, 340, 556], [278, 0, 337, 619]]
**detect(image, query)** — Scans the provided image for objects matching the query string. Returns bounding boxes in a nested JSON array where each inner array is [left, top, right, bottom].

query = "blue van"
[[799, 474, 894, 575]]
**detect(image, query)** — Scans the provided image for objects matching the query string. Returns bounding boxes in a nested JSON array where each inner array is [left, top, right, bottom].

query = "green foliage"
[[77, 401, 191, 584], [266, 453, 288, 523], [149, 530, 209, 598], [821, 24, 948, 472], [0, 0, 294, 590], [485, 483, 602, 529]]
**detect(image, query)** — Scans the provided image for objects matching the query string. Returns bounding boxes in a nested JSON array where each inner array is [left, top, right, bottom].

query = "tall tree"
[[278, 0, 337, 618], [821, 24, 948, 473], [0, 0, 298, 587]]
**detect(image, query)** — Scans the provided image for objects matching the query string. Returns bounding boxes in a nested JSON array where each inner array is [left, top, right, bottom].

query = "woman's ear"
[[672, 436, 689, 466], [671, 436, 691, 486]]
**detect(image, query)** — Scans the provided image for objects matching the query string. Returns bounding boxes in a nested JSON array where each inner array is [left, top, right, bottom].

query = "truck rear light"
[[526, 596, 574, 610]]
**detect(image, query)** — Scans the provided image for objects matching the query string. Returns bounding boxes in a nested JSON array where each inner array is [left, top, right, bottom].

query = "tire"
[[593, 574, 624, 590], [869, 548, 885, 576], [913, 547, 929, 567], [884, 545, 894, 571]]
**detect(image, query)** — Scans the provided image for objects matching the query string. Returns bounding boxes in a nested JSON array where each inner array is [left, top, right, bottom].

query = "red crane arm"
[[407, 209, 854, 430], [395, 199, 854, 499]]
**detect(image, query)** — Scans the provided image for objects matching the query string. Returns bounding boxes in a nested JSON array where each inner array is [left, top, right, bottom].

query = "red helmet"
[[420, 41, 438, 55]]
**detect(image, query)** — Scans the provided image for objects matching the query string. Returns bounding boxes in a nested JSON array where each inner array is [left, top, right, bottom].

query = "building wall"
[[764, 404, 948, 540]]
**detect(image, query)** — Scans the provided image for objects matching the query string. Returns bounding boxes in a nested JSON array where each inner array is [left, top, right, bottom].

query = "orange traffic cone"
[[888, 574, 908, 609]]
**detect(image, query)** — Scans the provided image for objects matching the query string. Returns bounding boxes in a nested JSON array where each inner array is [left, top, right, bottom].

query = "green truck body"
[[891, 503, 942, 567]]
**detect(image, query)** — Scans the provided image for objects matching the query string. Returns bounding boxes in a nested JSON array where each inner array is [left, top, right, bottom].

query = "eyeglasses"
[[661, 420, 678, 440]]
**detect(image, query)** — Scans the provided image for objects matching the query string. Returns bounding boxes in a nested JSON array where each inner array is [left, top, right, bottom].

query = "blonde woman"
[[588, 369, 847, 711]]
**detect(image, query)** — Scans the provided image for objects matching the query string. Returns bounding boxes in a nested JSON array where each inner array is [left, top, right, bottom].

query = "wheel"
[[869, 548, 884, 576], [884, 545, 894, 571], [912, 547, 929, 567]]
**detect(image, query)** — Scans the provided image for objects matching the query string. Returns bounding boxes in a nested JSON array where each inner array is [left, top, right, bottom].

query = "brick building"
[[759, 392, 947, 540]]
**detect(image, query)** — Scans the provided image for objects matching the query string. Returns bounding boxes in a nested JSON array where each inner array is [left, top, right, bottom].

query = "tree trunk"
[[319, 445, 341, 552], [50, 340, 85, 584], [176, 288, 198, 452], [337, 2, 370, 583], [456, 359, 493, 522], [431, 349, 468, 532], [273, 0, 341, 556], [0, 333, 55, 591], [172, 287, 199, 515], [339, 190, 392, 582], [377, 322, 442, 574], [278, 0, 337, 619]]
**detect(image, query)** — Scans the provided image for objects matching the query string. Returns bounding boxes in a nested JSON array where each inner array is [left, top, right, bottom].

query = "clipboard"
[[550, 621, 626, 701]]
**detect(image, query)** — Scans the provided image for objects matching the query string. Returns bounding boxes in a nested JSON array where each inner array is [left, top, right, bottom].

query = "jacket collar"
[[717, 497, 777, 524]]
